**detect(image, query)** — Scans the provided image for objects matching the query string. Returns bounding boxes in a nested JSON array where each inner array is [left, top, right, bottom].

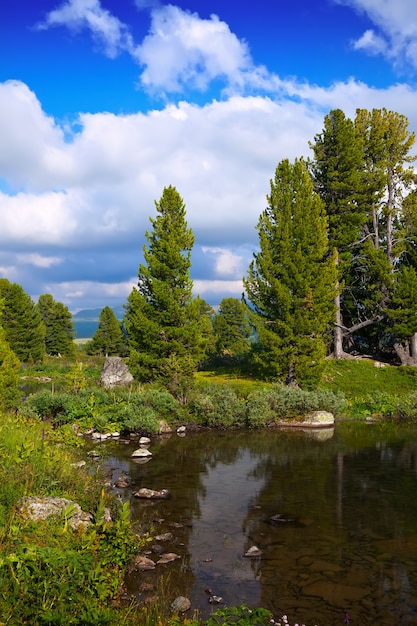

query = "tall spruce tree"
[[37, 294, 75, 356], [309, 109, 366, 357], [213, 297, 251, 358], [86, 306, 126, 356], [0, 279, 45, 363], [244, 158, 337, 386], [124, 185, 204, 395], [0, 299, 21, 411]]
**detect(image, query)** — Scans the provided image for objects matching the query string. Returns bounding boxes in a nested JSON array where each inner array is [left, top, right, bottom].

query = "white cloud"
[[335, 0, 417, 69], [134, 4, 254, 93], [16, 254, 63, 269], [353, 29, 387, 55], [202, 247, 245, 277], [37, 0, 134, 58]]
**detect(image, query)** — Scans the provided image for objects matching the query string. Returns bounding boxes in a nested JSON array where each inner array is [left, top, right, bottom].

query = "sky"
[[2, 0, 417, 313]]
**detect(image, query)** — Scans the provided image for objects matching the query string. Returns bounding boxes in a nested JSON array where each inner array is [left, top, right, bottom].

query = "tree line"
[[1, 107, 417, 395]]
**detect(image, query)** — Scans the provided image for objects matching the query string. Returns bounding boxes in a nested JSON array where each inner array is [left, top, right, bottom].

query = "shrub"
[[190, 384, 246, 428], [120, 405, 160, 434]]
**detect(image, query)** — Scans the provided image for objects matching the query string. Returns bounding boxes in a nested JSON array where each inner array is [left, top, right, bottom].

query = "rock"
[[244, 545, 263, 558], [157, 552, 181, 564], [18, 496, 92, 531], [131, 555, 156, 571], [99, 356, 133, 388], [139, 436, 151, 445], [131, 448, 153, 458], [114, 476, 130, 488], [154, 532, 174, 541], [177, 426, 186, 434], [170, 596, 191, 613], [208, 595, 223, 604], [70, 461, 86, 468], [158, 419, 173, 434], [134, 488, 170, 499], [278, 410, 334, 428]]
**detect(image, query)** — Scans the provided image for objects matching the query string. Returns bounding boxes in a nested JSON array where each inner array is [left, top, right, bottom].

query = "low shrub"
[[189, 384, 247, 428]]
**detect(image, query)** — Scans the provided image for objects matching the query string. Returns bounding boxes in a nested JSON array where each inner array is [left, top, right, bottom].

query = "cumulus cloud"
[[335, 0, 417, 69], [37, 0, 134, 58], [2, 74, 417, 310]]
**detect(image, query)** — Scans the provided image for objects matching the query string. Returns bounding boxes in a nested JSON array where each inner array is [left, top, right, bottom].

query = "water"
[[96, 423, 417, 625]]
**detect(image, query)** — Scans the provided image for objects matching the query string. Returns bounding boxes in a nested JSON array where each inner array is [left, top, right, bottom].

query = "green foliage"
[[0, 313, 21, 411], [190, 384, 247, 428], [205, 605, 273, 625], [124, 186, 205, 394], [0, 278, 46, 362], [37, 293, 75, 356], [246, 385, 346, 427], [212, 297, 251, 358], [244, 158, 336, 385], [86, 306, 126, 356]]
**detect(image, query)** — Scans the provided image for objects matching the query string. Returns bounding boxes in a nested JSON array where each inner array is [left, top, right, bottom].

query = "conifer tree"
[[0, 279, 45, 362], [86, 306, 126, 356], [213, 297, 251, 358], [0, 300, 21, 411], [244, 159, 337, 386], [124, 185, 204, 395], [37, 294, 75, 356]]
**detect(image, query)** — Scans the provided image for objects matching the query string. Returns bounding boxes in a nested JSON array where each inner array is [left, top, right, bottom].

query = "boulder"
[[99, 356, 133, 388], [170, 596, 191, 613], [134, 488, 170, 499], [18, 496, 93, 531]]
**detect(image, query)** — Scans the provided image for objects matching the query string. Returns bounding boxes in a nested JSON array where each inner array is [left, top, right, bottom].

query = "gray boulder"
[[99, 357, 133, 388]]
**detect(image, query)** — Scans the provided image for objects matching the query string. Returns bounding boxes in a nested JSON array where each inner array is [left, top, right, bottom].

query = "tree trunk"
[[393, 340, 416, 366], [333, 290, 346, 358], [410, 333, 417, 364]]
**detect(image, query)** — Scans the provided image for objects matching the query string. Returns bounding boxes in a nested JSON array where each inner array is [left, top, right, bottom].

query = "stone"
[[154, 532, 174, 542], [177, 426, 186, 434], [157, 552, 181, 564], [131, 448, 153, 458], [131, 555, 156, 571], [158, 419, 173, 434], [170, 596, 191, 613], [99, 356, 133, 388], [139, 436, 151, 445], [244, 545, 263, 557], [114, 475, 130, 488], [134, 488, 170, 499], [18, 496, 92, 531]]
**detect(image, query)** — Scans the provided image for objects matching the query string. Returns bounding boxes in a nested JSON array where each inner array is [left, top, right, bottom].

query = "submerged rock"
[[134, 488, 170, 499], [244, 545, 263, 557], [170, 596, 191, 613]]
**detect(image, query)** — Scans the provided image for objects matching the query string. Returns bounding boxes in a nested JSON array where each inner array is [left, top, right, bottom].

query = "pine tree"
[[0, 279, 45, 363], [213, 297, 251, 358], [86, 306, 126, 356], [37, 294, 75, 356], [244, 159, 337, 386], [124, 185, 204, 395], [0, 300, 21, 411]]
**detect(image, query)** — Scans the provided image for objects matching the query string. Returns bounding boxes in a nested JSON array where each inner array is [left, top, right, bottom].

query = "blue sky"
[[1, 0, 417, 312]]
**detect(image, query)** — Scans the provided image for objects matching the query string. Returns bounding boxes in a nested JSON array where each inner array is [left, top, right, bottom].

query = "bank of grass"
[[0, 411, 146, 625]]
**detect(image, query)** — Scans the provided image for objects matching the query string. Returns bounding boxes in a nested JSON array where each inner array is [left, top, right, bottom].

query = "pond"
[[96, 423, 417, 625]]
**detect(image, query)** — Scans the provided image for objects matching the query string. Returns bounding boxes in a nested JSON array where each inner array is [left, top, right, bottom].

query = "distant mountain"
[[73, 305, 125, 339]]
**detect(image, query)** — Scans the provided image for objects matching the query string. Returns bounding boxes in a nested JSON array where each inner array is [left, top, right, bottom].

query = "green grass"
[[319, 358, 417, 399]]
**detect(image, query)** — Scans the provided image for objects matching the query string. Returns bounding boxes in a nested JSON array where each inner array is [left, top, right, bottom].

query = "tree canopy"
[[124, 185, 206, 396], [37, 294, 75, 356], [86, 306, 126, 356]]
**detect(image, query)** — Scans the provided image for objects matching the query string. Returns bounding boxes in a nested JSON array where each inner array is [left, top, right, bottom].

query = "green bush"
[[246, 385, 346, 426], [190, 384, 246, 428], [120, 405, 160, 434]]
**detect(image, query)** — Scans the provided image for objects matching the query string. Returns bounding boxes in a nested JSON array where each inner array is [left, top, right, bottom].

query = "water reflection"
[[99, 424, 417, 625]]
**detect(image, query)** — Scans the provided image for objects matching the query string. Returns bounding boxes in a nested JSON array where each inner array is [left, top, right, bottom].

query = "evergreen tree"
[[386, 266, 417, 364], [0, 279, 45, 362], [309, 109, 366, 357], [244, 159, 337, 386], [213, 297, 251, 358], [86, 306, 126, 356], [124, 185, 204, 395], [37, 294, 75, 356], [0, 300, 21, 411]]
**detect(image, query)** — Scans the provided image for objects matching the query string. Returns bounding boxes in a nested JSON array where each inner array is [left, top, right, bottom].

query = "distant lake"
[[96, 423, 417, 625]]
